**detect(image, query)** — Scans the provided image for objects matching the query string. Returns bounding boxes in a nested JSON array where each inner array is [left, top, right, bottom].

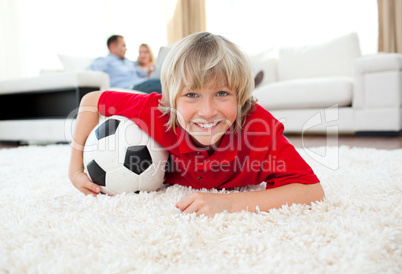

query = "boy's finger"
[[82, 188, 99, 196], [176, 195, 194, 212], [84, 181, 101, 194], [182, 201, 199, 215]]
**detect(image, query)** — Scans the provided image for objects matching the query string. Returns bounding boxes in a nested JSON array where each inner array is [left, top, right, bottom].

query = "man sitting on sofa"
[[87, 35, 161, 94]]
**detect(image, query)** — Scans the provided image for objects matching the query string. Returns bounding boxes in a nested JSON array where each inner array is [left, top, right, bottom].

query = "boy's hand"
[[70, 171, 101, 196], [175, 184, 325, 217], [176, 192, 233, 217]]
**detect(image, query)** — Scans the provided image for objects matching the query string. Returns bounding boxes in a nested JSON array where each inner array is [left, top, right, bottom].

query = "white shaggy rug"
[[0, 144, 401, 273]]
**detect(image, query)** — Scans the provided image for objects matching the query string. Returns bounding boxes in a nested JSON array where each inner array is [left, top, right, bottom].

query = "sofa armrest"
[[0, 70, 110, 95], [40, 69, 64, 75], [353, 53, 402, 109]]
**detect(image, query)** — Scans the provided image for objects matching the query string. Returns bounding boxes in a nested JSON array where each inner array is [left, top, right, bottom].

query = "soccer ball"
[[83, 115, 169, 195]]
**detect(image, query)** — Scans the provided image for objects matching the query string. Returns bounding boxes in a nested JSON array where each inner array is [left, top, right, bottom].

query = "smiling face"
[[176, 84, 238, 149], [159, 32, 255, 143], [138, 45, 151, 65]]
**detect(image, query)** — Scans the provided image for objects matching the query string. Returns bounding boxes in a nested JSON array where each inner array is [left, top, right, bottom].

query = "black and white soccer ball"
[[83, 115, 169, 195]]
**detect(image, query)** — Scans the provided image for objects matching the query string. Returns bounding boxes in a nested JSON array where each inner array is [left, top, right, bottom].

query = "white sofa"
[[0, 33, 401, 143], [0, 71, 110, 143], [250, 33, 402, 134]]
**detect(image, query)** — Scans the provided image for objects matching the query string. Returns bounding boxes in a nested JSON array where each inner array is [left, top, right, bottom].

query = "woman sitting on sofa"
[[135, 43, 155, 78]]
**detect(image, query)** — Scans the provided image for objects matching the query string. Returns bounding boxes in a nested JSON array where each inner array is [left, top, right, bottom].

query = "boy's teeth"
[[198, 122, 218, 128]]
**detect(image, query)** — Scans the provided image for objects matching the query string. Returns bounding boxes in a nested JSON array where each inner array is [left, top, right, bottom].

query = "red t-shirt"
[[98, 91, 320, 190]]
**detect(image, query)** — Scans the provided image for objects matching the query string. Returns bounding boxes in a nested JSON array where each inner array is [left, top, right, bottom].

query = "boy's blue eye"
[[217, 91, 228, 97], [186, 93, 198, 98]]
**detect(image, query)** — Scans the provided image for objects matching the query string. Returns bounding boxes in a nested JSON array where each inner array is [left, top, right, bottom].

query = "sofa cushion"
[[248, 48, 278, 86], [149, 46, 172, 79], [277, 33, 361, 81], [253, 77, 353, 110], [58, 54, 95, 71]]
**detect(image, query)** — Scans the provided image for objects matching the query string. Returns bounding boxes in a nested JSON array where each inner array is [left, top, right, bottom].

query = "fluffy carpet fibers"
[[0, 144, 401, 273]]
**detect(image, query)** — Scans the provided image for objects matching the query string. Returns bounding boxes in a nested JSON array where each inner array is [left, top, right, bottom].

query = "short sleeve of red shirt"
[[265, 129, 320, 189], [98, 91, 157, 123], [97, 91, 177, 150], [250, 109, 320, 189]]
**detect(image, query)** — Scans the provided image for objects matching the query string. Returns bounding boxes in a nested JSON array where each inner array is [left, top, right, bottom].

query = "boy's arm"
[[68, 91, 104, 195], [176, 183, 324, 217]]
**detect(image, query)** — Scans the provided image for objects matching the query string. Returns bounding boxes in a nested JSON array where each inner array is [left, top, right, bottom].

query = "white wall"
[[0, 0, 168, 81], [206, 0, 378, 55], [0, 0, 379, 81]]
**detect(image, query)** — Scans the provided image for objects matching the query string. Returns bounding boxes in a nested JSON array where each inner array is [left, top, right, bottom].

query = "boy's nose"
[[198, 98, 217, 118]]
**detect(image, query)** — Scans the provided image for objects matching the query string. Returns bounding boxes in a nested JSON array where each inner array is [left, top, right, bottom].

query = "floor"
[[285, 134, 402, 150], [1, 134, 402, 150]]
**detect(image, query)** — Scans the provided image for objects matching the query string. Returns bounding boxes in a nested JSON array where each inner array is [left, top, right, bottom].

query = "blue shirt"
[[133, 61, 149, 78], [87, 53, 146, 89]]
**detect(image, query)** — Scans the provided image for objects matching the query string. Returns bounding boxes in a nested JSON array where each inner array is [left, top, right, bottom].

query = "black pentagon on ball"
[[164, 154, 173, 179], [95, 119, 121, 140], [124, 145, 153, 175], [86, 160, 106, 186]]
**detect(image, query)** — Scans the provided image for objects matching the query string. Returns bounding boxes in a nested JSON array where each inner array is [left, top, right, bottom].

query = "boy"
[[69, 32, 324, 217]]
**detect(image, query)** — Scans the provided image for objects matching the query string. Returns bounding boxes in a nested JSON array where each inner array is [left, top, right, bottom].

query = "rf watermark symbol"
[[301, 104, 339, 170]]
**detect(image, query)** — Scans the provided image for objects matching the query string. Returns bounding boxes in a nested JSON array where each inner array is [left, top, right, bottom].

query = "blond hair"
[[159, 32, 255, 133]]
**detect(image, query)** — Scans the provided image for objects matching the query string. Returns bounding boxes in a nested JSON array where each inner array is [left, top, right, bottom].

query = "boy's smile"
[[176, 85, 238, 149]]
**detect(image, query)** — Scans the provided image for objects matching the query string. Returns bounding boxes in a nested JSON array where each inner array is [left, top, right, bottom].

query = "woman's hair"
[[159, 32, 256, 133], [137, 43, 155, 65]]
